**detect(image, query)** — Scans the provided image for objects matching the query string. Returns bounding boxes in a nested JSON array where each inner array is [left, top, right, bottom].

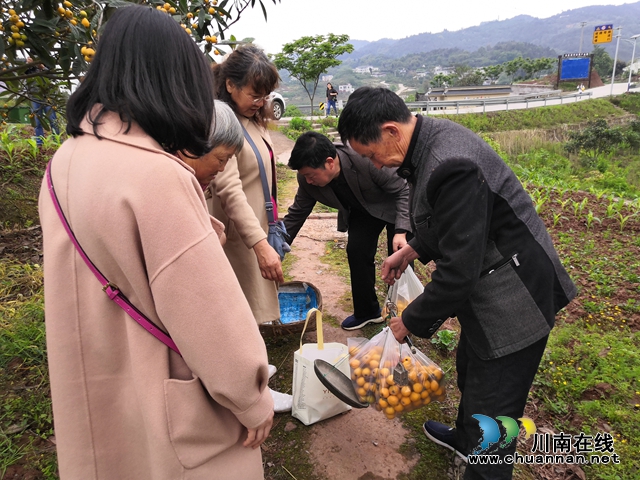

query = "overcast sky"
[[229, 0, 634, 54]]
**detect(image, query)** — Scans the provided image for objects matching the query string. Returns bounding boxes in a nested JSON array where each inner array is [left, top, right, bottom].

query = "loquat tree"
[[0, 0, 279, 124]]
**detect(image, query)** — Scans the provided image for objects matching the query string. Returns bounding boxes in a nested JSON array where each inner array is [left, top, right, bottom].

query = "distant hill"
[[346, 2, 640, 62]]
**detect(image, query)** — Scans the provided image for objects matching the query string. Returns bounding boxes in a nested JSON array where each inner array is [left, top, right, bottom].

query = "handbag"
[[292, 308, 351, 425], [241, 125, 291, 260], [45, 160, 181, 355]]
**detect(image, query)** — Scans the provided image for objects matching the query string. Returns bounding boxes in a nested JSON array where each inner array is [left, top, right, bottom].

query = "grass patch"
[[608, 91, 640, 115], [276, 163, 297, 214], [0, 260, 56, 479], [440, 98, 629, 133], [534, 323, 640, 479]]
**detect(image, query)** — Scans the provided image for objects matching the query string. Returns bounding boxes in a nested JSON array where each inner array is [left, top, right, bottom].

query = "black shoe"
[[341, 310, 383, 331], [423, 421, 468, 462]]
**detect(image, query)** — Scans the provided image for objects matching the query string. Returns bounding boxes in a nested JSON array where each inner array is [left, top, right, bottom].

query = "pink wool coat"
[[208, 115, 280, 324], [38, 111, 273, 480]]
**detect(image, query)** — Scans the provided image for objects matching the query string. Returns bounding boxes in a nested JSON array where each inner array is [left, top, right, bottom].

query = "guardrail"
[[287, 91, 594, 117], [405, 91, 593, 114]]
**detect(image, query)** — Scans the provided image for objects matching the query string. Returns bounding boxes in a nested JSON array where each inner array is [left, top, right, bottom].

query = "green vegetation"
[[564, 119, 631, 163], [319, 116, 338, 128], [0, 124, 61, 228], [609, 92, 640, 115], [0, 262, 54, 478], [283, 104, 303, 118], [534, 322, 639, 479], [431, 330, 458, 352], [437, 98, 627, 133], [279, 116, 313, 141]]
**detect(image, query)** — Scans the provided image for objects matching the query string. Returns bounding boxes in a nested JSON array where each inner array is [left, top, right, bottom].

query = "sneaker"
[[423, 421, 468, 462], [270, 389, 292, 413], [341, 310, 384, 331], [268, 364, 277, 379]]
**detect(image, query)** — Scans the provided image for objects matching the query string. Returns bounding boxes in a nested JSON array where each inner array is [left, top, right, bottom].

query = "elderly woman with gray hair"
[[180, 99, 291, 412], [178, 100, 245, 188]]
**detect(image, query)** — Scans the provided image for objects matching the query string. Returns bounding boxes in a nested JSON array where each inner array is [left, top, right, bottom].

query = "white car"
[[270, 92, 286, 120]]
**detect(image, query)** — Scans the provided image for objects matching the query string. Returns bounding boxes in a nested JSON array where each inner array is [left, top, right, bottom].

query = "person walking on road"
[[326, 82, 339, 117]]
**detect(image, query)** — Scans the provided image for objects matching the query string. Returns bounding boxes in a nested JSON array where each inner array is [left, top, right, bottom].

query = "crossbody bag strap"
[[241, 125, 276, 224], [45, 160, 181, 356]]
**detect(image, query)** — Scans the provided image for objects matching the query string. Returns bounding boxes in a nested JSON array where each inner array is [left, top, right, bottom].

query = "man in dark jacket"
[[338, 87, 577, 480], [283, 131, 411, 330]]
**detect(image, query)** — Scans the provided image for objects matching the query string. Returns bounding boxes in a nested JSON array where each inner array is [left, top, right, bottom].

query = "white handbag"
[[291, 308, 351, 425]]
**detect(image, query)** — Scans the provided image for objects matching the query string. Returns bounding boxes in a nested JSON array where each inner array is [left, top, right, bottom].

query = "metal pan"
[[314, 359, 369, 409]]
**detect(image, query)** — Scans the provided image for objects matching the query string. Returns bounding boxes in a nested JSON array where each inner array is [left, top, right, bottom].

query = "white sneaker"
[[268, 364, 277, 379], [270, 389, 292, 413]]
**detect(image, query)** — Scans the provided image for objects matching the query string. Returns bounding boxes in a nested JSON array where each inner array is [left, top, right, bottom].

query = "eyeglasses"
[[240, 89, 270, 105]]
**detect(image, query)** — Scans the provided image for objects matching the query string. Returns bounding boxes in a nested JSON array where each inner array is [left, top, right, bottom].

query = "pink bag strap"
[[45, 160, 181, 355]]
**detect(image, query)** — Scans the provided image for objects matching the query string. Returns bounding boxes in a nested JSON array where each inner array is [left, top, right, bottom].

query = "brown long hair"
[[212, 44, 279, 128]]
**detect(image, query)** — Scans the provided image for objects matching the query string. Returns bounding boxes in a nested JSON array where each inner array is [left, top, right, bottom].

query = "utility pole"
[[610, 27, 622, 96], [627, 34, 640, 92], [579, 21, 587, 53]]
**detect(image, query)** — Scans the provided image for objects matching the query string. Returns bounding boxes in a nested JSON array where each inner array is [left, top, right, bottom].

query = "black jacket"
[[399, 115, 576, 359], [283, 144, 411, 242]]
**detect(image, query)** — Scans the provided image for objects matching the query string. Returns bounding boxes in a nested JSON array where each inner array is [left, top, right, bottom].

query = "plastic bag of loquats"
[[348, 327, 446, 419], [381, 266, 424, 318]]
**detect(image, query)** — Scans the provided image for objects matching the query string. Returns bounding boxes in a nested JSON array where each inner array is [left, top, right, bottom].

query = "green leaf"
[[104, 0, 136, 7], [259, 0, 267, 20], [30, 17, 60, 33]]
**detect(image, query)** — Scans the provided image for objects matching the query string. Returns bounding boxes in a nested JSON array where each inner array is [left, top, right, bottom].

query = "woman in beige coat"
[[210, 45, 284, 325], [38, 7, 272, 479], [210, 46, 293, 412]]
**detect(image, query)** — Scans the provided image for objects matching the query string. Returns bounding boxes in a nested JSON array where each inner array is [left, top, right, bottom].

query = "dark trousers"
[[326, 99, 338, 115], [455, 331, 548, 480], [31, 101, 60, 145], [345, 211, 394, 318]]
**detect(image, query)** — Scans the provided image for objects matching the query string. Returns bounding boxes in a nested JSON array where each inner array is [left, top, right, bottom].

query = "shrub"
[[320, 116, 337, 128], [284, 104, 302, 117], [289, 117, 312, 131], [564, 119, 625, 161]]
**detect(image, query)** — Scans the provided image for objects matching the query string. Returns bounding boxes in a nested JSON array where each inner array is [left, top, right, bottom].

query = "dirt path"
[[272, 131, 418, 480]]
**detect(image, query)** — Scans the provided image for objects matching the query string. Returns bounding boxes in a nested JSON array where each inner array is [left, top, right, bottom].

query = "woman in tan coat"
[[38, 7, 272, 479], [210, 46, 292, 412], [210, 45, 284, 323]]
